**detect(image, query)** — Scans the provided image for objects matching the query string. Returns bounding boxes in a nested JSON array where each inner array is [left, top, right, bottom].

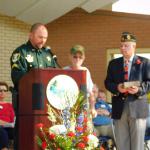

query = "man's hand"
[[127, 86, 139, 94], [117, 83, 128, 93], [91, 108, 97, 118], [97, 109, 110, 116]]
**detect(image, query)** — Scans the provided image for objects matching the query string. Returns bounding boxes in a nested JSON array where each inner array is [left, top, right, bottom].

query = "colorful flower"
[[82, 136, 89, 143], [36, 123, 44, 129], [76, 142, 86, 149], [83, 117, 88, 123], [67, 131, 75, 137], [41, 141, 47, 150], [49, 133, 55, 140], [136, 58, 141, 65], [76, 126, 83, 132]]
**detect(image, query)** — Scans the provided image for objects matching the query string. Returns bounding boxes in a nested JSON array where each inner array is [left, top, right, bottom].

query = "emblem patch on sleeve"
[[12, 53, 20, 62]]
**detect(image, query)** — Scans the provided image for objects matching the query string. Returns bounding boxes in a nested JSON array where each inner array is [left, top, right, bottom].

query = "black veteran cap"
[[121, 32, 136, 42], [70, 45, 85, 55]]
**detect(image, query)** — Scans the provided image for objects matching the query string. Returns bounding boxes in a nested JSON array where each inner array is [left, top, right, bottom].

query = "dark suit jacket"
[[105, 55, 150, 119]]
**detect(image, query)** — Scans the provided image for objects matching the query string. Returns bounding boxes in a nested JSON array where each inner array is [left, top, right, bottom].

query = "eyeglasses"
[[0, 89, 8, 92], [73, 55, 83, 59]]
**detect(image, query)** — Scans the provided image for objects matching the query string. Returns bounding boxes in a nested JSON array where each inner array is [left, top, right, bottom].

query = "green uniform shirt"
[[10, 41, 58, 88]]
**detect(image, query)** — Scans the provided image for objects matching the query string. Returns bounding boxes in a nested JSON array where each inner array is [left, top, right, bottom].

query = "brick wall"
[[0, 13, 30, 99], [46, 9, 150, 90], [0, 13, 30, 84]]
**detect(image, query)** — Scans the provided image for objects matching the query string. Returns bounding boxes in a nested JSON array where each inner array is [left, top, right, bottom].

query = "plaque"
[[123, 81, 140, 88]]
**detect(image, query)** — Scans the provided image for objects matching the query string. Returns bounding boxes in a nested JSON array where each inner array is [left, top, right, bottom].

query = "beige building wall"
[[0, 13, 30, 86], [0, 13, 30, 100]]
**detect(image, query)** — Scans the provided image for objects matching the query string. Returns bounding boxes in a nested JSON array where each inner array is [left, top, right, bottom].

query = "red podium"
[[18, 68, 86, 150]]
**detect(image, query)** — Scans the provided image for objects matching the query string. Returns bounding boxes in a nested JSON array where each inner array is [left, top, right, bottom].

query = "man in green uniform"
[[10, 23, 59, 150], [11, 23, 58, 90]]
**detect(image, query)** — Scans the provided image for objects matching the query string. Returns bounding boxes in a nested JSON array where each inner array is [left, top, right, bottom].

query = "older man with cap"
[[105, 32, 150, 150]]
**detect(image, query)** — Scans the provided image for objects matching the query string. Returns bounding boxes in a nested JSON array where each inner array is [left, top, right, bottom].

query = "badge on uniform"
[[12, 53, 20, 62], [25, 54, 33, 63], [46, 56, 51, 62]]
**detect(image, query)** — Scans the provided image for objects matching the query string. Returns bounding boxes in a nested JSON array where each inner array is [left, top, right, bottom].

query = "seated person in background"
[[93, 89, 114, 140], [0, 82, 15, 149]]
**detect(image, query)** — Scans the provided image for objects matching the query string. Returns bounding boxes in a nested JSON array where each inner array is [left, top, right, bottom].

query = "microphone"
[[46, 46, 61, 68]]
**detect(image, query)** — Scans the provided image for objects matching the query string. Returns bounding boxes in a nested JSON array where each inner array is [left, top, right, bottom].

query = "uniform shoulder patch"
[[12, 53, 20, 63]]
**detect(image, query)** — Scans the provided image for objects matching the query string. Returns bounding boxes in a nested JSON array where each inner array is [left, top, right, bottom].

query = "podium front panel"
[[19, 68, 86, 115]]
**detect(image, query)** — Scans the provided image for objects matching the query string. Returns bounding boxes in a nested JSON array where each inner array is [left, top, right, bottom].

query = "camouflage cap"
[[70, 45, 85, 55], [121, 32, 136, 42]]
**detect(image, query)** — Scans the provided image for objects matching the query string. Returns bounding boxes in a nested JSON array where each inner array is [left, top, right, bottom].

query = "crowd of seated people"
[[0, 82, 15, 150]]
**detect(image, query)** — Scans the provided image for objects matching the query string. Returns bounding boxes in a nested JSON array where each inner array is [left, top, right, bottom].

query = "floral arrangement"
[[36, 92, 99, 150]]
